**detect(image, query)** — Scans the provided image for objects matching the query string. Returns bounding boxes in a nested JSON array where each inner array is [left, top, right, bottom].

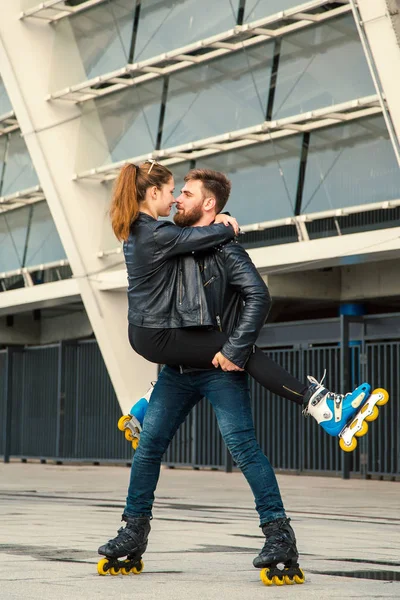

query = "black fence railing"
[[0, 318, 399, 479]]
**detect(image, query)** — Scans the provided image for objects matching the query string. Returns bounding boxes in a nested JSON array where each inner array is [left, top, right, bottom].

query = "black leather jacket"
[[189, 240, 271, 368], [124, 213, 235, 328]]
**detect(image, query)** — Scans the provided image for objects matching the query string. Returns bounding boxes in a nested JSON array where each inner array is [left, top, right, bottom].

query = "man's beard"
[[173, 203, 204, 227]]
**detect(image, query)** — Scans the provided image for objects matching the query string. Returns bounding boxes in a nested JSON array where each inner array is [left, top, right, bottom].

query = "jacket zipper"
[[196, 267, 203, 325], [216, 315, 222, 332], [178, 267, 183, 305], [204, 275, 216, 287]]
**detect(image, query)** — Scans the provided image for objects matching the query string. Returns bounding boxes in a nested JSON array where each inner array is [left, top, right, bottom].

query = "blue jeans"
[[124, 366, 286, 525]]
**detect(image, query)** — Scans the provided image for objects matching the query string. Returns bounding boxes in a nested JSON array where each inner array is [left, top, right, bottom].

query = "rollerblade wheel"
[[272, 575, 284, 586], [260, 568, 273, 586], [121, 560, 131, 575], [355, 421, 368, 437], [118, 415, 131, 431], [374, 388, 389, 406], [109, 566, 120, 576], [132, 438, 139, 451], [97, 558, 110, 576], [284, 574, 295, 585], [293, 568, 305, 584], [131, 559, 144, 574], [365, 405, 379, 422], [125, 429, 134, 442], [339, 437, 357, 452]]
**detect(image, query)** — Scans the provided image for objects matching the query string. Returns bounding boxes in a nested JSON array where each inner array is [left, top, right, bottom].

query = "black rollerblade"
[[253, 517, 305, 586], [97, 515, 151, 576]]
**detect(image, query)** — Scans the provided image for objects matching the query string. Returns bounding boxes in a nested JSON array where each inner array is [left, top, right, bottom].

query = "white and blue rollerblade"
[[303, 374, 389, 452], [117, 385, 153, 450]]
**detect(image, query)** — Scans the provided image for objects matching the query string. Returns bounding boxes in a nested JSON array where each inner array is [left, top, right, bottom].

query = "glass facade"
[[0, 202, 66, 273], [1, 132, 39, 196], [197, 137, 302, 225], [272, 15, 375, 119], [0, 79, 12, 115], [302, 116, 400, 214], [244, 0, 302, 22]]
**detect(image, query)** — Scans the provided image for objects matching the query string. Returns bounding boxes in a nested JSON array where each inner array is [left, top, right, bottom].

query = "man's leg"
[[197, 370, 303, 584], [98, 366, 201, 565], [125, 366, 201, 518], [197, 370, 285, 524]]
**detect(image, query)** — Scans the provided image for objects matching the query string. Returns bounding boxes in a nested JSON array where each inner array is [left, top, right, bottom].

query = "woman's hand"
[[214, 214, 239, 235], [212, 351, 244, 371]]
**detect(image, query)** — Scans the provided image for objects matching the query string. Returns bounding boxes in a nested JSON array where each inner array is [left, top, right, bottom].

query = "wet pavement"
[[0, 462, 399, 599]]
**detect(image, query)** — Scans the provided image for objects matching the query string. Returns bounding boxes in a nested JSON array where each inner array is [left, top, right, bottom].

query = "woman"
[[110, 160, 377, 448]]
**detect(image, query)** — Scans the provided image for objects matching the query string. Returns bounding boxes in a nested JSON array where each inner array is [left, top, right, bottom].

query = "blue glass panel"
[[302, 116, 400, 214], [88, 79, 163, 164], [69, 0, 135, 79], [162, 43, 273, 148], [0, 80, 12, 115], [0, 206, 29, 271], [135, 0, 238, 62], [273, 15, 375, 119], [2, 133, 38, 196], [245, 0, 303, 22], [196, 135, 302, 225], [25, 202, 66, 267]]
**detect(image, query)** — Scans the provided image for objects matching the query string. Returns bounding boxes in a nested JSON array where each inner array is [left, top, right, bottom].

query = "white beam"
[[351, 0, 400, 166], [47, 2, 351, 104], [0, 278, 80, 317], [20, 0, 108, 22], [75, 95, 381, 183]]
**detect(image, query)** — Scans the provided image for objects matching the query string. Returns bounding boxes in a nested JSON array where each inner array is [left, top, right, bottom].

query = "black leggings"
[[129, 325, 307, 406]]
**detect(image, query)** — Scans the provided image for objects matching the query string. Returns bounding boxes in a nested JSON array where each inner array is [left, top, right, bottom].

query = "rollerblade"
[[117, 385, 153, 450], [253, 517, 305, 586], [303, 374, 389, 452], [97, 515, 150, 576]]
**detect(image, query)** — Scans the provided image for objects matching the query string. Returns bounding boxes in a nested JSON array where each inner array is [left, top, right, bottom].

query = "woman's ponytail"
[[110, 163, 139, 241]]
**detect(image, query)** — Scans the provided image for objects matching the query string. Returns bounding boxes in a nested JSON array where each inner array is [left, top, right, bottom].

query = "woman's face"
[[156, 177, 176, 217]]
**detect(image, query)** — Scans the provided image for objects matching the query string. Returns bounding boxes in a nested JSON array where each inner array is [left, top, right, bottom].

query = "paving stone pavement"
[[0, 462, 399, 599]]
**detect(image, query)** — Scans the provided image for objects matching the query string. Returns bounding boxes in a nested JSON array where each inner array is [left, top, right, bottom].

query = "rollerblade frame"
[[339, 387, 389, 452]]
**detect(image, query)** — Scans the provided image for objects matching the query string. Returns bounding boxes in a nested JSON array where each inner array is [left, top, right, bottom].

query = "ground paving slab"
[[0, 463, 399, 599]]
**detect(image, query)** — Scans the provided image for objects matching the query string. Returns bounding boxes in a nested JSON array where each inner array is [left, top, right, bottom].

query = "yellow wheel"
[[284, 575, 294, 585], [132, 438, 139, 451], [272, 575, 284, 585], [109, 566, 120, 575], [365, 405, 379, 422], [339, 436, 358, 452], [131, 560, 144, 574], [260, 568, 273, 586], [355, 421, 368, 437], [293, 569, 305, 584], [118, 415, 131, 431], [121, 560, 130, 575], [125, 429, 134, 442], [97, 558, 109, 576], [374, 388, 389, 406]]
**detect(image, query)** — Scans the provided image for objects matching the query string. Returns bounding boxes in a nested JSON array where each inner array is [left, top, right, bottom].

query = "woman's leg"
[[129, 325, 307, 405]]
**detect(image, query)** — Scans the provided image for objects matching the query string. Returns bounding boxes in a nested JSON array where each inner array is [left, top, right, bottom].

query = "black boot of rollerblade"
[[253, 517, 305, 586], [97, 515, 151, 576]]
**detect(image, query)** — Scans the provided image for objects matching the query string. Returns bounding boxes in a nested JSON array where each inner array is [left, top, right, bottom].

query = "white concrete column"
[[0, 1, 157, 413], [352, 0, 400, 164]]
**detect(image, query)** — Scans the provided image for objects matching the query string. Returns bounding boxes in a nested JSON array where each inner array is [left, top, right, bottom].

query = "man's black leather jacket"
[[124, 213, 235, 328], [189, 239, 271, 369]]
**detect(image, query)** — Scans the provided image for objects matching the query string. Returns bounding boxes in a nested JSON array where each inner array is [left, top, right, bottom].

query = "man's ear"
[[203, 196, 216, 212]]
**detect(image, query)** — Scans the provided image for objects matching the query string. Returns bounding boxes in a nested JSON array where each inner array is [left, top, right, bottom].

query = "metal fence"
[[0, 324, 399, 479]]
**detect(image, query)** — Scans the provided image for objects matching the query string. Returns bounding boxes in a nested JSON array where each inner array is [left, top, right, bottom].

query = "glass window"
[[0, 80, 12, 115], [0, 202, 66, 273], [196, 135, 302, 225], [162, 43, 273, 148], [301, 116, 400, 215], [1, 133, 39, 196], [273, 15, 375, 119], [80, 79, 163, 167], [244, 0, 303, 22], [25, 202, 66, 268], [69, 0, 136, 79], [134, 0, 239, 62]]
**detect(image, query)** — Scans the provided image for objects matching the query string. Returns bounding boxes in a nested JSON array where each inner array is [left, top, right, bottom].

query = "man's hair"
[[184, 169, 231, 213]]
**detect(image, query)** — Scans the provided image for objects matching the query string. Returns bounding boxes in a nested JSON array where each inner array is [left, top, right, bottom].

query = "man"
[[98, 169, 305, 586]]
